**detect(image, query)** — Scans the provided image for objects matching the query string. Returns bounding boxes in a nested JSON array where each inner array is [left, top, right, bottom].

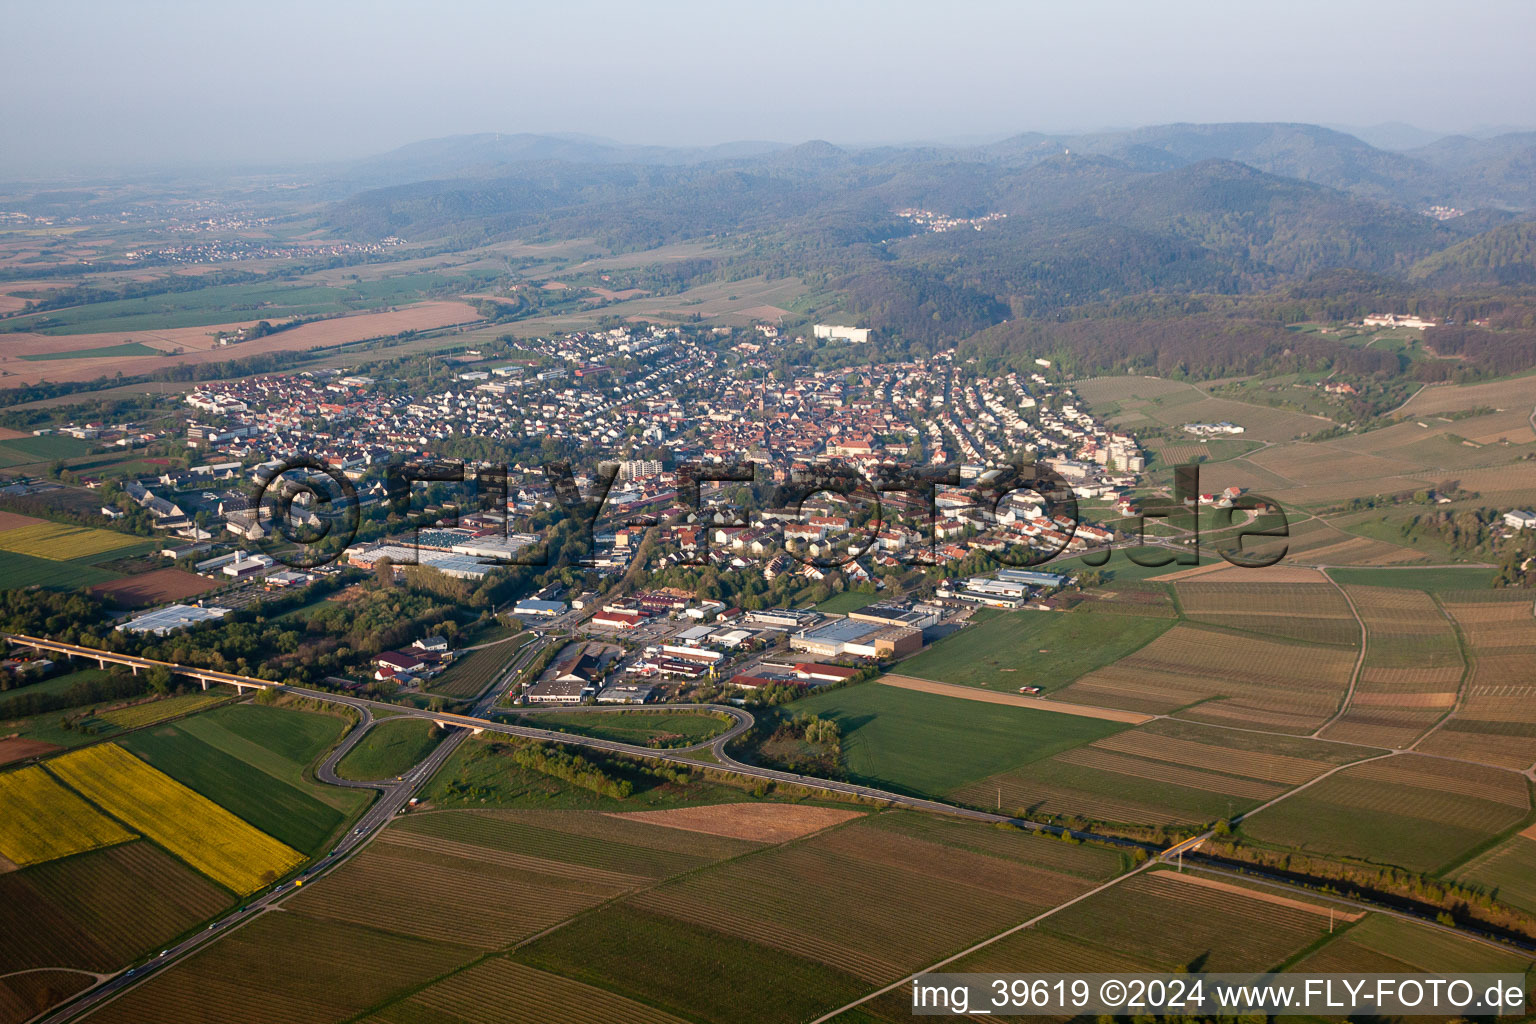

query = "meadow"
[[783, 681, 1124, 797], [504, 708, 730, 747], [0, 549, 122, 589], [895, 606, 1174, 692], [335, 718, 442, 781], [48, 742, 305, 894]]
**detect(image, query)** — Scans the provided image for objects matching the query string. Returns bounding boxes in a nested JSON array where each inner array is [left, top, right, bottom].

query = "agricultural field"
[[895, 606, 1174, 692], [0, 971, 94, 1024], [1320, 585, 1464, 747], [122, 703, 367, 854], [84, 907, 476, 1024], [1452, 824, 1536, 918], [1325, 564, 1502, 591], [85, 803, 833, 1024], [1416, 592, 1536, 769], [781, 681, 1124, 797], [1238, 753, 1531, 873], [506, 809, 1124, 1024], [0, 548, 121, 589], [366, 958, 694, 1024], [0, 434, 96, 465], [954, 716, 1373, 830], [425, 638, 526, 698], [0, 764, 134, 866], [1238, 513, 1428, 567], [335, 718, 443, 781], [1054, 622, 1357, 733], [87, 567, 217, 607], [1008, 868, 1334, 971], [48, 742, 305, 894], [0, 842, 230, 974], [99, 691, 230, 729], [834, 866, 1346, 1022], [1290, 912, 1535, 977], [0, 300, 483, 387], [505, 708, 730, 748], [1173, 576, 1361, 646], [0, 519, 146, 560]]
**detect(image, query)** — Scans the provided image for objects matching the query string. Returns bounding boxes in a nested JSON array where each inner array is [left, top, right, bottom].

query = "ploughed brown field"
[[88, 568, 218, 608], [0, 302, 482, 387]]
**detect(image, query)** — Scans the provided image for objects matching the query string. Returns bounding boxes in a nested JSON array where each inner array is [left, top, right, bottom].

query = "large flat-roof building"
[[118, 604, 230, 635], [790, 618, 922, 660]]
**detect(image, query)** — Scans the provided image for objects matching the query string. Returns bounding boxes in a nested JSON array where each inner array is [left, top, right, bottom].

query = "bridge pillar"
[[199, 677, 209, 691], [97, 657, 107, 669]]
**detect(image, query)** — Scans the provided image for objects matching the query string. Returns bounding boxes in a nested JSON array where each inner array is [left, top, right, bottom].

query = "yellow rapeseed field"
[[0, 764, 135, 866], [48, 743, 304, 894]]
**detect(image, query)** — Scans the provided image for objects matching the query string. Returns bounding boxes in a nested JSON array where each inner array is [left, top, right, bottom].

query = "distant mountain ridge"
[[339, 122, 1536, 212]]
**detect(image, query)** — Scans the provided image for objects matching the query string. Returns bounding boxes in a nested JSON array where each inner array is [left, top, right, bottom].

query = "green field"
[[121, 704, 363, 855], [336, 718, 443, 781], [0, 272, 484, 337], [896, 607, 1173, 692], [20, 342, 162, 361], [814, 590, 882, 614], [507, 709, 730, 748], [427, 736, 765, 812], [0, 433, 97, 461], [0, 549, 120, 589], [782, 682, 1124, 797]]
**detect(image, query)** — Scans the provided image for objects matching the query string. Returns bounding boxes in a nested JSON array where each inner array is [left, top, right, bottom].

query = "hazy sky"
[[3, 0, 1534, 177]]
